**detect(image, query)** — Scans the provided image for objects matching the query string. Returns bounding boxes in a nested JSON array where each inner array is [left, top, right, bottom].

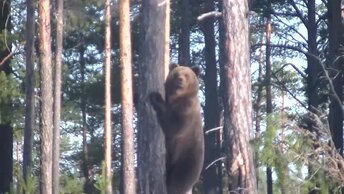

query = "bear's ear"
[[191, 66, 200, 77], [170, 63, 179, 71]]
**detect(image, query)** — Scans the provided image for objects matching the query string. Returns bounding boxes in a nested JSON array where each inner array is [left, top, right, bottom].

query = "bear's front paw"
[[149, 92, 164, 107]]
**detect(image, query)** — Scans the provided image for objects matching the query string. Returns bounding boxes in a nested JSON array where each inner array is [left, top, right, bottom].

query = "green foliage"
[[259, 113, 280, 166], [59, 175, 85, 194], [94, 162, 111, 194], [0, 72, 20, 104], [20, 174, 39, 194]]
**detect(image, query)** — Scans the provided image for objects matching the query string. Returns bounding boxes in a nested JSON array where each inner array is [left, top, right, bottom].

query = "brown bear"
[[150, 64, 204, 194]]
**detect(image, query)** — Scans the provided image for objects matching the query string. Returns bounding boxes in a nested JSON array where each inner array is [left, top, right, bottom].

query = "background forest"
[[0, 0, 343, 194]]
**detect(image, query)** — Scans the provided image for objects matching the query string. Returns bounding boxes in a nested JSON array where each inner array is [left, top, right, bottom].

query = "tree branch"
[[274, 63, 307, 79], [252, 43, 344, 116], [272, 71, 308, 110], [288, 0, 308, 27], [197, 11, 222, 22]]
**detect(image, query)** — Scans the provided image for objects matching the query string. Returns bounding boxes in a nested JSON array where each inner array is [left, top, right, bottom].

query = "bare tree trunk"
[[104, 0, 113, 193], [254, 41, 264, 190], [306, 0, 319, 115], [201, 0, 222, 193], [164, 0, 170, 79], [80, 47, 92, 193], [0, 125, 13, 193], [265, 2, 273, 193], [0, 1, 13, 192], [220, 0, 257, 193], [52, 0, 63, 193], [23, 0, 35, 185], [137, 0, 167, 193], [327, 0, 344, 156], [119, 0, 136, 193], [178, 0, 190, 66], [38, 0, 53, 193], [306, 1, 320, 193]]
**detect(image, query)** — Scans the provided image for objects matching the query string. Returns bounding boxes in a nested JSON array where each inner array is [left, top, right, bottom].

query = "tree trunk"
[[327, 0, 344, 156], [201, 0, 222, 193], [119, 0, 136, 193], [306, 1, 321, 193], [38, 0, 53, 193], [104, 0, 113, 193], [265, 2, 273, 193], [137, 0, 167, 193], [164, 0, 170, 79], [52, 0, 63, 193], [80, 47, 92, 194], [254, 41, 264, 190], [220, 0, 258, 193], [0, 1, 13, 192], [0, 125, 13, 193], [178, 0, 190, 66], [23, 0, 35, 185], [306, 0, 319, 115]]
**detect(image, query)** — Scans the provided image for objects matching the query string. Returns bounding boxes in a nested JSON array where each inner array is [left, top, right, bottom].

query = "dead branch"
[[197, 11, 222, 22], [0, 51, 16, 66]]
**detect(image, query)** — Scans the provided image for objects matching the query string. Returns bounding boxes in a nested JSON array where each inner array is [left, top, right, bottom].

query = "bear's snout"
[[175, 76, 185, 87]]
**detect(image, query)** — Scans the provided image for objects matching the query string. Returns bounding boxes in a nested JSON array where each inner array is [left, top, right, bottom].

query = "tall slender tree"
[[201, 0, 222, 193], [38, 0, 53, 193], [265, 1, 273, 193], [104, 0, 113, 193], [178, 0, 190, 66], [119, 0, 136, 193], [137, 0, 167, 193], [0, 0, 13, 191], [220, 0, 258, 193], [305, 1, 321, 193], [306, 0, 319, 116], [327, 0, 344, 156], [80, 46, 92, 193], [52, 0, 64, 193], [23, 0, 36, 186]]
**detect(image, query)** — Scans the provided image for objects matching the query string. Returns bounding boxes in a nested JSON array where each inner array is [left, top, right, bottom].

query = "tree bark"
[[306, 0, 319, 115], [164, 0, 170, 79], [80, 47, 92, 194], [0, 125, 13, 193], [201, 0, 222, 193], [119, 0, 136, 193], [178, 0, 190, 66], [52, 0, 63, 193], [137, 0, 167, 193], [220, 0, 258, 193], [38, 0, 53, 193], [104, 0, 113, 193], [306, 1, 320, 193], [265, 1, 273, 193], [0, 1, 13, 192], [23, 0, 35, 186], [327, 0, 344, 156]]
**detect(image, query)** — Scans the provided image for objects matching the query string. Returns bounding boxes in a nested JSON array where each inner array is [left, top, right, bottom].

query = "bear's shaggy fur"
[[150, 64, 204, 194]]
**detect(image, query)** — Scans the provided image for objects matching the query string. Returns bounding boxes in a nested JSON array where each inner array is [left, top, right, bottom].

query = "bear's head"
[[165, 64, 200, 103]]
